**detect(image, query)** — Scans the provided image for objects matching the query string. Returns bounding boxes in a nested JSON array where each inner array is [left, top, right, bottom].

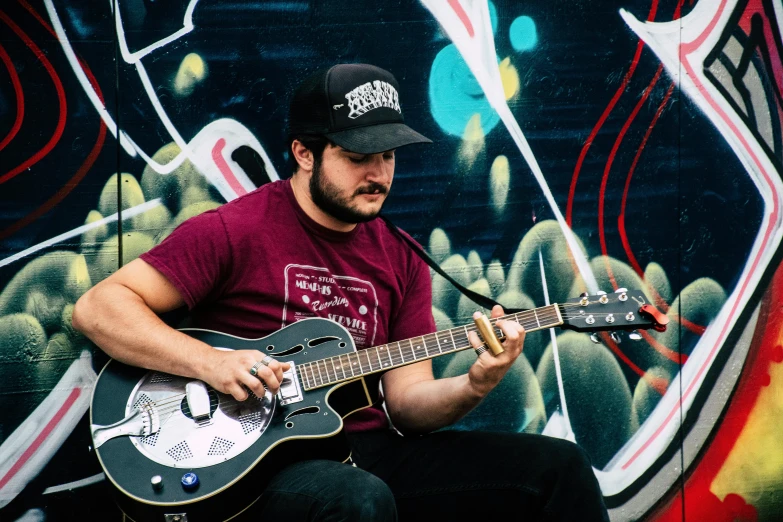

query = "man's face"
[[309, 144, 396, 224]]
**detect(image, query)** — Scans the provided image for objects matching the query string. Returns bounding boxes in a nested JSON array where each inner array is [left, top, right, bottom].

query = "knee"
[[548, 438, 596, 476], [322, 470, 396, 522], [565, 440, 593, 468]]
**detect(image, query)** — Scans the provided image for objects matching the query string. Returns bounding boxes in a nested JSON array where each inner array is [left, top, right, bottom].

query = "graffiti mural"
[[1, 0, 781, 520]]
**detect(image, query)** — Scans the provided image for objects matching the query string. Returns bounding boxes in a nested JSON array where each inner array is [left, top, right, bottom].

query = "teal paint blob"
[[510, 16, 537, 52], [428, 44, 500, 137], [489, 1, 498, 34]]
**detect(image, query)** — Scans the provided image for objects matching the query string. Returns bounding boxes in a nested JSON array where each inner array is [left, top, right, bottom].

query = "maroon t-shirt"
[[140, 179, 436, 432]]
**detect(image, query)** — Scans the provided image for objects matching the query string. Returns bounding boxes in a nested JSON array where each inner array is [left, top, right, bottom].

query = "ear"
[[291, 139, 314, 173]]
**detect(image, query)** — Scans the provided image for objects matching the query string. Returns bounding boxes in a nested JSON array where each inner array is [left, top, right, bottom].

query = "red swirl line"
[[0, 2, 106, 240], [598, 65, 665, 290], [640, 329, 688, 364], [0, 115, 106, 241], [0, 43, 24, 152], [618, 79, 674, 278], [0, 10, 67, 185], [447, 0, 474, 38], [565, 1, 660, 226]]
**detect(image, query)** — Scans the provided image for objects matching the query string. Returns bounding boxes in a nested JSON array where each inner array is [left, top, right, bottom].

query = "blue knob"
[[181, 472, 199, 490]]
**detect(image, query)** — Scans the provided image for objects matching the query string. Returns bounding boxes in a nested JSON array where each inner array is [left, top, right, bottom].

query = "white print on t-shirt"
[[282, 264, 379, 348]]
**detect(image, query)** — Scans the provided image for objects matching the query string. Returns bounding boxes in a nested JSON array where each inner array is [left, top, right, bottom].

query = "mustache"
[[355, 182, 388, 195]]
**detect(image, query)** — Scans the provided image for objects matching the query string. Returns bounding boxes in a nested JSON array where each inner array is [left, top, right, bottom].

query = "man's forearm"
[[385, 374, 485, 434], [72, 283, 216, 380]]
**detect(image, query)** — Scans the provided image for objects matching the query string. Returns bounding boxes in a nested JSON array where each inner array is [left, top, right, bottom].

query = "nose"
[[365, 153, 393, 183]]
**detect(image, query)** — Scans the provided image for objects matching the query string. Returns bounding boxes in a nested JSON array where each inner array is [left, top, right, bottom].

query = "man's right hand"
[[203, 349, 292, 401]]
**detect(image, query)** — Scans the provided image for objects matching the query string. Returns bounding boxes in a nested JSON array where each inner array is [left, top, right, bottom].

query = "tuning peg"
[[614, 287, 628, 293], [580, 292, 589, 298], [628, 330, 642, 341], [589, 333, 601, 344], [595, 290, 607, 295], [610, 332, 621, 344]]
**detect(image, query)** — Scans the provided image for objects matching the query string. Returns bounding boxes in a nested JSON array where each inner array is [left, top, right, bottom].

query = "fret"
[[329, 357, 338, 382], [463, 325, 471, 347], [375, 346, 387, 369], [314, 361, 324, 385], [418, 336, 429, 357], [337, 354, 347, 380], [409, 339, 417, 360], [410, 338, 425, 359], [397, 341, 404, 363], [533, 309, 541, 329], [318, 360, 328, 384], [384, 345, 393, 366], [439, 331, 451, 352], [363, 350, 372, 373], [449, 329, 457, 351], [302, 363, 312, 389], [434, 333, 442, 354], [349, 353, 359, 376]]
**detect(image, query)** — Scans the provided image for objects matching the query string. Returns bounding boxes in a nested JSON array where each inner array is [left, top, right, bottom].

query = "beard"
[[309, 156, 388, 224]]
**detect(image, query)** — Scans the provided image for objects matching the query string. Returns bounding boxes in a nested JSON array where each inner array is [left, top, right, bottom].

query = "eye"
[[348, 154, 368, 164], [383, 151, 395, 161]]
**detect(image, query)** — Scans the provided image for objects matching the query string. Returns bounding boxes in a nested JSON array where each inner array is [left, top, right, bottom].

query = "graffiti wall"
[[1, 0, 781, 520]]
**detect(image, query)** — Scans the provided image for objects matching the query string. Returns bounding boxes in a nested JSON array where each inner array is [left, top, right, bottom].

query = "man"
[[73, 63, 609, 521]]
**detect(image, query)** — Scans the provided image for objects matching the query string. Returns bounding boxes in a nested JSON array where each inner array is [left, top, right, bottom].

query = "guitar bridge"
[[278, 362, 303, 405]]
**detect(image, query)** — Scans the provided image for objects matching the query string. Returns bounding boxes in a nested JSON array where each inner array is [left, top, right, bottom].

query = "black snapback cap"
[[287, 63, 432, 154]]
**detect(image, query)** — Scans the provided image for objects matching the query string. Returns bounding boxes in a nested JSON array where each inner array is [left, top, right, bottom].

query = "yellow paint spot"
[[711, 358, 783, 504], [499, 57, 520, 100], [174, 53, 208, 97], [491, 155, 510, 213], [68, 254, 93, 292], [458, 113, 485, 168]]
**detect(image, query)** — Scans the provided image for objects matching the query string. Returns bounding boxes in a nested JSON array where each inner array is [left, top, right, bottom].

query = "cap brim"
[[326, 122, 432, 154]]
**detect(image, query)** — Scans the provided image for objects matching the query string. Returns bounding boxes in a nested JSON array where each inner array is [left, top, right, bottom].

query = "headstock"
[[559, 288, 668, 334]]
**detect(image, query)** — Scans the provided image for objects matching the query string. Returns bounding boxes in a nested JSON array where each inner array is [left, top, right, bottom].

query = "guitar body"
[[90, 318, 374, 522], [89, 290, 666, 521]]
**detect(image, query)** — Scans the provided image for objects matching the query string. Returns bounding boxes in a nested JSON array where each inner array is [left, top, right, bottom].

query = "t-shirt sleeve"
[[388, 255, 436, 342], [140, 210, 231, 310]]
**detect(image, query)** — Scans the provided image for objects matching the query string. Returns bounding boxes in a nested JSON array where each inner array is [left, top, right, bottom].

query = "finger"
[[468, 324, 494, 361], [240, 370, 271, 398], [467, 328, 483, 348], [498, 321, 525, 352], [227, 382, 249, 402], [490, 304, 504, 319], [267, 360, 285, 383], [497, 320, 519, 342], [256, 366, 283, 395]]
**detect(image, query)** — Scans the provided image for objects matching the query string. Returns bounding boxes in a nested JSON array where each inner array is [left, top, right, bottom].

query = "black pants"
[[255, 429, 610, 521]]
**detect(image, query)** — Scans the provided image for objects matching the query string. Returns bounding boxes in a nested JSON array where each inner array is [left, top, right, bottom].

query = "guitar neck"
[[298, 303, 564, 391]]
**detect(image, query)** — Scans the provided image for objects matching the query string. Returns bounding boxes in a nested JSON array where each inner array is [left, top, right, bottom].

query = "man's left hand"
[[466, 305, 526, 398]]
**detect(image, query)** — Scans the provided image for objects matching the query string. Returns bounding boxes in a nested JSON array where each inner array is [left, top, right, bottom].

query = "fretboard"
[[298, 303, 563, 391]]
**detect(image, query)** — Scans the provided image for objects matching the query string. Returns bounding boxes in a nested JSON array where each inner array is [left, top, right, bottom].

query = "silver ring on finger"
[[249, 361, 265, 377], [260, 355, 274, 367], [475, 345, 488, 357]]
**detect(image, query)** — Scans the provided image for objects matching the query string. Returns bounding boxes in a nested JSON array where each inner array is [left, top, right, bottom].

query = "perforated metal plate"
[[126, 372, 275, 468]]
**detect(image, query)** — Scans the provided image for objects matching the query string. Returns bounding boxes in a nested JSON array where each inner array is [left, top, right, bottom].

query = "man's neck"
[[290, 173, 357, 233]]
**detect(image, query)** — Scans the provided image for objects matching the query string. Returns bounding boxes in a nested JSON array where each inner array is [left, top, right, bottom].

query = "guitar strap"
[[379, 215, 528, 314]]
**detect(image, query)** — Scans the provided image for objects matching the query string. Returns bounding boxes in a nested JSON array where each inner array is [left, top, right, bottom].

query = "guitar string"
[[146, 308, 560, 409], [136, 303, 648, 413], [141, 304, 644, 407], [141, 314, 644, 415]]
